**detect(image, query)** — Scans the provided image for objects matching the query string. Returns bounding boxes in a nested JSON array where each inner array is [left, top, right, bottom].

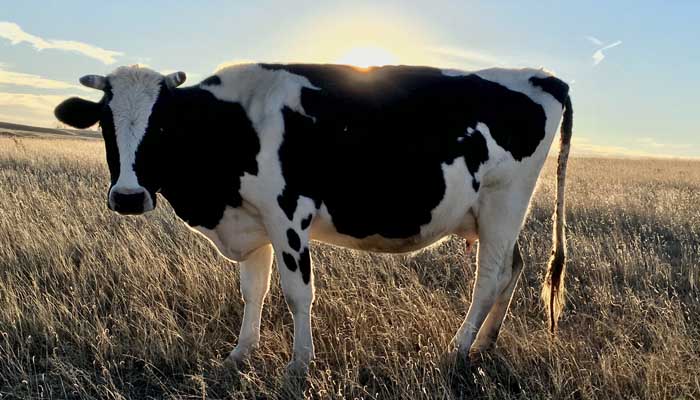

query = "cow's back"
[[201, 63, 564, 251], [258, 64, 554, 244]]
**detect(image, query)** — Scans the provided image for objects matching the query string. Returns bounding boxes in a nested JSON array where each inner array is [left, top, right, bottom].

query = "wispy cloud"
[[427, 46, 504, 69], [585, 36, 604, 46], [636, 137, 692, 151], [0, 64, 100, 127], [0, 92, 67, 127], [0, 66, 89, 91], [571, 136, 696, 159], [0, 92, 64, 112], [572, 137, 649, 157], [0, 21, 123, 64], [587, 37, 622, 66]]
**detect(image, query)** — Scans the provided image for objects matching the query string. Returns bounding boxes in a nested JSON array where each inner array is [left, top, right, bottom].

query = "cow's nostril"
[[112, 190, 146, 215]]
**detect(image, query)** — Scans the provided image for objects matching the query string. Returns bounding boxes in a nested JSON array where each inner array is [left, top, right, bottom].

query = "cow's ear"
[[164, 71, 186, 89], [79, 74, 107, 90], [54, 97, 103, 129]]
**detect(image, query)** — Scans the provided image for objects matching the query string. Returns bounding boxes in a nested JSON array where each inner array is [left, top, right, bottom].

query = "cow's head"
[[55, 66, 186, 215]]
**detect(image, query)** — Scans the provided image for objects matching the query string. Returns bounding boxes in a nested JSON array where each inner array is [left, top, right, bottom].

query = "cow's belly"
[[311, 225, 443, 253], [310, 213, 476, 253], [310, 159, 480, 253]]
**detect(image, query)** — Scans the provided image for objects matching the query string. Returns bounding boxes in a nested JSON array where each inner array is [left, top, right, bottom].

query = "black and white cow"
[[55, 63, 573, 371]]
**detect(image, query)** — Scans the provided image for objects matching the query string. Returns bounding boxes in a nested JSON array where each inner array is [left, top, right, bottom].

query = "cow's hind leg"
[[471, 241, 524, 352], [265, 199, 317, 373], [226, 244, 274, 365], [451, 189, 530, 359], [275, 241, 315, 373]]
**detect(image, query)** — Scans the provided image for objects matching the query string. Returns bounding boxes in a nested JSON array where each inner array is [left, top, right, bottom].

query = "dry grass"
[[1, 136, 698, 399]]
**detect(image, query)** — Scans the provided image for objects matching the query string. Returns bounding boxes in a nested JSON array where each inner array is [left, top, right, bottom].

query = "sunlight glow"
[[335, 46, 399, 68], [285, 9, 439, 68]]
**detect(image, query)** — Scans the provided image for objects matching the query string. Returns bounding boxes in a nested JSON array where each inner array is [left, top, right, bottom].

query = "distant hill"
[[0, 121, 100, 140]]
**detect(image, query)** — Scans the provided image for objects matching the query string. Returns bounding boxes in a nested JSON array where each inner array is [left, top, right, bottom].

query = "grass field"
[[1, 136, 698, 399]]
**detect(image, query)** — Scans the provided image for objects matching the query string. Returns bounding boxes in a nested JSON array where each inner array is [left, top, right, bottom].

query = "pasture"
[[0, 135, 698, 399]]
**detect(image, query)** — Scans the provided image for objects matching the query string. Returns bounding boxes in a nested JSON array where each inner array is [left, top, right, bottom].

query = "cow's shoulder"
[[199, 63, 318, 127]]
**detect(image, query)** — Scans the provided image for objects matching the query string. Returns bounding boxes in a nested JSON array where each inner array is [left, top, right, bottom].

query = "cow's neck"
[[157, 87, 260, 228]]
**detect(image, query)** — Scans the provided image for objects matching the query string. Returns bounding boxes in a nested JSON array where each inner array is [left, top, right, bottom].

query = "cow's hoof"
[[468, 348, 487, 365], [471, 333, 498, 354], [286, 359, 311, 376], [231, 345, 253, 361], [223, 345, 255, 369], [222, 355, 242, 370], [453, 341, 472, 360], [440, 347, 471, 374], [449, 332, 475, 356]]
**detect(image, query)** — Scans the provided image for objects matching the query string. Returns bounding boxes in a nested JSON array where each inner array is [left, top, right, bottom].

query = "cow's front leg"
[[266, 205, 316, 372], [226, 244, 274, 365]]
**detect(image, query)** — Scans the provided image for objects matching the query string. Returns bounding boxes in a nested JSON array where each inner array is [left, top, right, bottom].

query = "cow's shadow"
[[204, 350, 526, 398], [440, 350, 527, 399], [204, 357, 310, 399], [351, 349, 527, 398]]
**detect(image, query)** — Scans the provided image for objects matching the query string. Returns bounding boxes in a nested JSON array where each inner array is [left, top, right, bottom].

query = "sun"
[[335, 46, 399, 68]]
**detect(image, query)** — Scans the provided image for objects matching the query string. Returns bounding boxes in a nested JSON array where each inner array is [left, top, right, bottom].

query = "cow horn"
[[165, 71, 186, 88], [79, 75, 107, 90]]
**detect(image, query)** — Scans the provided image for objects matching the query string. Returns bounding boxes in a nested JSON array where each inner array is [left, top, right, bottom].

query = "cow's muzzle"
[[108, 186, 154, 215]]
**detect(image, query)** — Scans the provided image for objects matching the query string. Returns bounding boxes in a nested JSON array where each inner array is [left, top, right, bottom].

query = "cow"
[[54, 63, 573, 372]]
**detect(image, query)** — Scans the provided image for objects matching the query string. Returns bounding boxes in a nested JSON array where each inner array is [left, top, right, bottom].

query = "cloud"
[[0, 66, 89, 91], [0, 92, 64, 112], [571, 136, 696, 159], [0, 92, 67, 127], [0, 21, 123, 64], [572, 137, 649, 157], [585, 36, 603, 46], [636, 137, 692, 151], [591, 39, 622, 66], [427, 46, 504, 69]]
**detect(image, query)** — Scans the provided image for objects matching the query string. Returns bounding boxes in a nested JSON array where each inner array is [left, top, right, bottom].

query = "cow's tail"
[[541, 92, 573, 334]]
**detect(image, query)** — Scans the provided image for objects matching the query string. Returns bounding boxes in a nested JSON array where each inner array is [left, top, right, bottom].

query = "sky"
[[1, 0, 698, 158]]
